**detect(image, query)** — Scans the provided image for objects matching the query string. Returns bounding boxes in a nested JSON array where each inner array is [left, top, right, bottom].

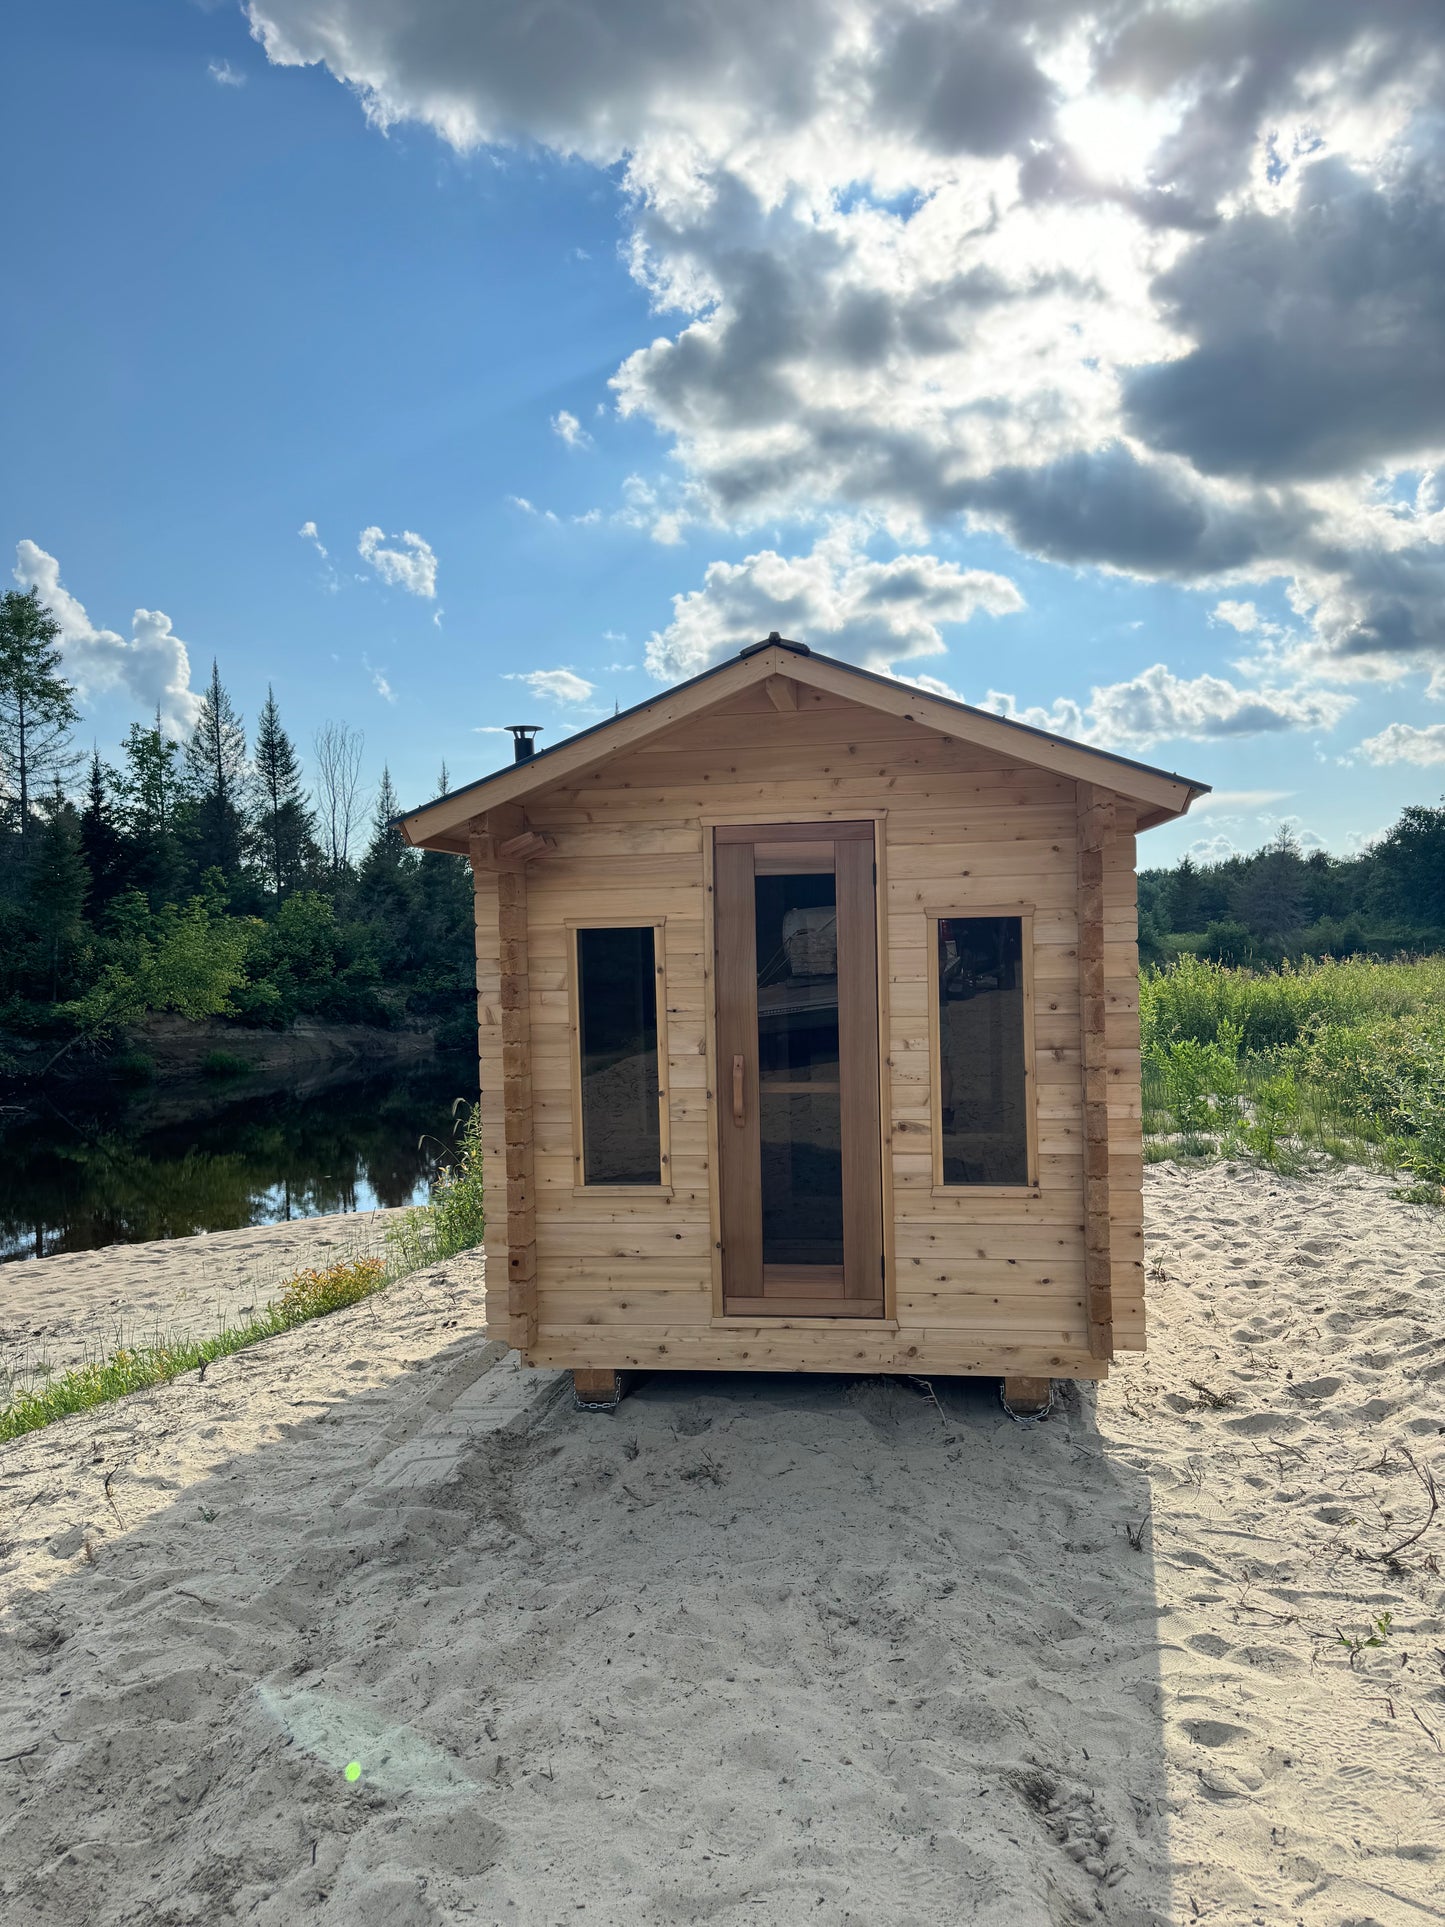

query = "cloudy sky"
[[5, 0, 1444, 859]]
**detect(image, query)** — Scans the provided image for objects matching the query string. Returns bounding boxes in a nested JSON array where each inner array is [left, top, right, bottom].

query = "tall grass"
[[1141, 953, 1445, 1194], [384, 1098, 487, 1273]]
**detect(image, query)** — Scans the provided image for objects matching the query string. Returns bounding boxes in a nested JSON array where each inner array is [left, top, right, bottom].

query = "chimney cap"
[[739, 630, 810, 660], [506, 724, 543, 763]]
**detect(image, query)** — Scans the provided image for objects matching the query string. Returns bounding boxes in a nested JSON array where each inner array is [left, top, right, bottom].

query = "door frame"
[[702, 810, 896, 1328]]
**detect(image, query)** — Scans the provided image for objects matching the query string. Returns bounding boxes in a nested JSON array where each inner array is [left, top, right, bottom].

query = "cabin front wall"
[[471, 680, 1145, 1383]]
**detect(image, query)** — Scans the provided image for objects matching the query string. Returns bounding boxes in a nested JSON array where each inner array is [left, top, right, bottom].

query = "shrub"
[[275, 1256, 386, 1322], [1239, 1072, 1301, 1162], [1154, 1035, 1238, 1136], [201, 1049, 252, 1079]]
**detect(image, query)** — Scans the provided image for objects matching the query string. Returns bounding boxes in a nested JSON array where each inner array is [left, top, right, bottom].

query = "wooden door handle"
[[732, 1054, 745, 1127]]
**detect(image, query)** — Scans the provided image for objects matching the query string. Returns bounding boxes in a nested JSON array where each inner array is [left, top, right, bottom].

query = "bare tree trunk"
[[313, 721, 367, 877]]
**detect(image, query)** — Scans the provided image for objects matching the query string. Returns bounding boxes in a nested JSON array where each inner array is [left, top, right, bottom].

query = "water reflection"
[[0, 1060, 477, 1263]]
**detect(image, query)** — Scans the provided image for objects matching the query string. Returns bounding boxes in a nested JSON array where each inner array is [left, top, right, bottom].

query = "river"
[[0, 1058, 480, 1263]]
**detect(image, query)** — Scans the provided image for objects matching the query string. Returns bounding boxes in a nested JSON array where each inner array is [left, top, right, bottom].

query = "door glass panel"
[[755, 872, 843, 1264], [755, 874, 839, 1085], [759, 1092, 844, 1266], [936, 915, 1028, 1185], [576, 925, 660, 1185]]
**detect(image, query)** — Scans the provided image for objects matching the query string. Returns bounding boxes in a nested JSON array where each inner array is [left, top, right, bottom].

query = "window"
[[932, 913, 1034, 1187], [573, 925, 665, 1187]]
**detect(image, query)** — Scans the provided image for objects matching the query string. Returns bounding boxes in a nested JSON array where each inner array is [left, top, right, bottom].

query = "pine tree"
[[25, 783, 90, 1000], [1166, 854, 1202, 932], [359, 766, 412, 881], [118, 709, 183, 906], [0, 587, 81, 845], [1232, 827, 1306, 940], [182, 658, 248, 882], [250, 685, 317, 899], [354, 766, 418, 972], [79, 751, 127, 913]]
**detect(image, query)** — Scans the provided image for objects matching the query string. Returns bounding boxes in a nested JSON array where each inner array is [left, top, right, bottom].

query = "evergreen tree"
[[250, 686, 317, 899], [79, 751, 127, 913], [182, 659, 248, 882], [24, 784, 90, 1000], [359, 766, 412, 882], [1165, 854, 1202, 932], [1232, 826, 1306, 940], [355, 767, 417, 973], [0, 587, 81, 845], [117, 709, 183, 906]]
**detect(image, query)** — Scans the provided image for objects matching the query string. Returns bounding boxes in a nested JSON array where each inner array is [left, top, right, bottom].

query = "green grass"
[[384, 1098, 488, 1273], [1141, 953, 1445, 1192], [0, 1256, 389, 1444]]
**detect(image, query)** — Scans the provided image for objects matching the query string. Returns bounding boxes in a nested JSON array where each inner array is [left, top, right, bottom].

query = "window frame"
[[925, 903, 1040, 1198], [565, 917, 672, 1197]]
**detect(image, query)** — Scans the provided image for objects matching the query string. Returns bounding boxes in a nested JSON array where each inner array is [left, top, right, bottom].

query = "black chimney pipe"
[[507, 725, 542, 763]]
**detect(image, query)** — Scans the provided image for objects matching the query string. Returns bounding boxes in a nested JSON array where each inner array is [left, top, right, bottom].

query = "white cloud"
[[974, 687, 1088, 739], [551, 409, 592, 449], [1211, 600, 1265, 635], [897, 666, 1347, 753], [248, 0, 1445, 688], [1184, 833, 1241, 864], [1188, 788, 1294, 816], [362, 655, 397, 704], [208, 58, 246, 87], [298, 518, 328, 558], [646, 527, 1023, 680], [507, 495, 559, 524], [1358, 721, 1445, 767], [357, 525, 437, 597], [505, 667, 596, 706], [1085, 664, 1353, 750], [13, 541, 201, 734]]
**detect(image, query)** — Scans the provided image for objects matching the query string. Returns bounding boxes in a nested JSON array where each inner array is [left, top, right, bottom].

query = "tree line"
[[1139, 805, 1445, 968], [0, 585, 474, 1068]]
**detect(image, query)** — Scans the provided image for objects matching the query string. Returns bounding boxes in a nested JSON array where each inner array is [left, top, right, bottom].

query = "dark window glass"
[[936, 916, 1029, 1186], [755, 872, 844, 1266], [576, 926, 661, 1185]]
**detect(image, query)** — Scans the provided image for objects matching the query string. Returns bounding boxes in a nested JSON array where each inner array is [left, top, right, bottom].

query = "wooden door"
[[714, 822, 883, 1318]]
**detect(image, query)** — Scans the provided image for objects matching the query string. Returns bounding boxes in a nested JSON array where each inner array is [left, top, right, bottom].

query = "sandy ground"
[[0, 1165, 1442, 1926], [0, 1212, 402, 1393]]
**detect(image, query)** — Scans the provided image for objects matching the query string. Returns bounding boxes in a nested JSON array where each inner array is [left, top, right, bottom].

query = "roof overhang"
[[400, 641, 1210, 852]]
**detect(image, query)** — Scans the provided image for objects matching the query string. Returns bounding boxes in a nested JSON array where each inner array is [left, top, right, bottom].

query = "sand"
[[0, 1212, 402, 1395], [0, 1165, 1441, 1925]]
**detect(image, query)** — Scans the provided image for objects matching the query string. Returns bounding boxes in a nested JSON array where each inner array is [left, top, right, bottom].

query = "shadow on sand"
[[1, 1348, 1171, 1925]]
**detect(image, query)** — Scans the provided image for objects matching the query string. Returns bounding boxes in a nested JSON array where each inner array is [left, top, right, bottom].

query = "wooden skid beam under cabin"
[[1076, 781, 1115, 1361]]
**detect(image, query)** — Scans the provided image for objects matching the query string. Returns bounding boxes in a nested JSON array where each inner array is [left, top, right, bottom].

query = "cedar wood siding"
[[470, 677, 1146, 1379]]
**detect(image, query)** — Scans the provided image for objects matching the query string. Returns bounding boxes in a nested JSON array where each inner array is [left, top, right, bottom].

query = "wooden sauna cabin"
[[399, 636, 1208, 1413]]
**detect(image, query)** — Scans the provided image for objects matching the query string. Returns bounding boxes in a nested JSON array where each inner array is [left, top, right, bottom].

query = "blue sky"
[[5, 0, 1444, 866]]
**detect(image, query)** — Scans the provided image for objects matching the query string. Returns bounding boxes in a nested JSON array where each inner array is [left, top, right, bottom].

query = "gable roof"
[[400, 636, 1210, 852]]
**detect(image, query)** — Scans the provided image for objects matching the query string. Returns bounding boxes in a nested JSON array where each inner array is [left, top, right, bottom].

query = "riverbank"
[[1, 1012, 443, 1109], [1, 1165, 1441, 1922], [0, 1055, 476, 1266]]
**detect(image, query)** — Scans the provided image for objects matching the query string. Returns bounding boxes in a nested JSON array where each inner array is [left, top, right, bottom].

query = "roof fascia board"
[[401, 642, 1206, 847], [400, 647, 790, 846], [780, 652, 1197, 815]]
